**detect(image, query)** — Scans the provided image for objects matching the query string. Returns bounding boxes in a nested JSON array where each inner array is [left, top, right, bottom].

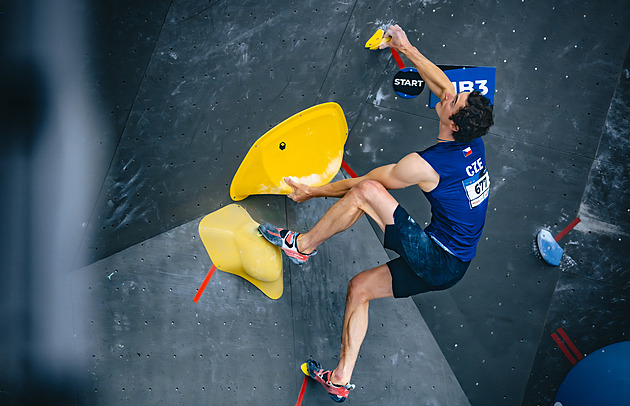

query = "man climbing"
[[260, 24, 494, 402]]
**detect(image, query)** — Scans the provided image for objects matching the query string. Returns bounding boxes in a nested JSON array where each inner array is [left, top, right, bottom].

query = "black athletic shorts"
[[384, 205, 471, 298]]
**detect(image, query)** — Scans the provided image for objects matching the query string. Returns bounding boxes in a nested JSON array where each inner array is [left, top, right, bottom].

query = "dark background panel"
[[595, 45, 630, 165], [569, 158, 630, 288], [86, 0, 173, 138], [523, 39, 630, 405], [79, 0, 358, 266], [522, 272, 630, 405], [565, 46, 630, 288], [76, 0, 174, 265]]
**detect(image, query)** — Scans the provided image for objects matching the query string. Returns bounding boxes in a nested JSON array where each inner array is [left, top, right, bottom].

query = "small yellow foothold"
[[365, 28, 391, 50], [301, 362, 310, 376]]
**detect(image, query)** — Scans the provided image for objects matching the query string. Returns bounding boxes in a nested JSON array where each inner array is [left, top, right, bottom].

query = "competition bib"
[[462, 168, 490, 209]]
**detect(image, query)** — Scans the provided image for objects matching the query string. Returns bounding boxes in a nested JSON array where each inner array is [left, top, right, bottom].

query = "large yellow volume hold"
[[198, 204, 283, 299], [230, 102, 348, 201]]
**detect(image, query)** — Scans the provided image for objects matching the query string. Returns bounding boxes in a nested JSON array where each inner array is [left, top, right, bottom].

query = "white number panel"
[[462, 168, 490, 209]]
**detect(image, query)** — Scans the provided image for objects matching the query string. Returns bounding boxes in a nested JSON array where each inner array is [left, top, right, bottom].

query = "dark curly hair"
[[449, 90, 494, 142]]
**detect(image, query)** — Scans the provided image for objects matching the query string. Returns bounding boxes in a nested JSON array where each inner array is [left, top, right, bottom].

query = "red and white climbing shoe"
[[306, 359, 355, 403], [258, 223, 317, 265]]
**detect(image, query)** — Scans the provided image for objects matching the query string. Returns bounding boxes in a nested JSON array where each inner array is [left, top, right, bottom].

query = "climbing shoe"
[[306, 359, 355, 403], [258, 223, 317, 265]]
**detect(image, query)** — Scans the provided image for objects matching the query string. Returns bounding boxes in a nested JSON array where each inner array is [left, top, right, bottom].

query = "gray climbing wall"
[[1, 0, 629, 405], [522, 43, 630, 405], [70, 181, 470, 404]]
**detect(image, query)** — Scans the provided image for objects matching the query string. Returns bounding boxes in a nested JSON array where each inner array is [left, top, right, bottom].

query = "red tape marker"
[[551, 328, 583, 365], [551, 332, 577, 365], [391, 48, 405, 69], [295, 375, 309, 406], [193, 264, 217, 303], [341, 160, 358, 179], [554, 217, 581, 242], [557, 328, 584, 361]]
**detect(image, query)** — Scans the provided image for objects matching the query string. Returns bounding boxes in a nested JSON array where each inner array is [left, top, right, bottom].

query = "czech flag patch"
[[463, 147, 472, 157]]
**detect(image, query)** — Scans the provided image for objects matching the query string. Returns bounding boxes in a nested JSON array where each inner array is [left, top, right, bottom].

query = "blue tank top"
[[418, 137, 489, 261]]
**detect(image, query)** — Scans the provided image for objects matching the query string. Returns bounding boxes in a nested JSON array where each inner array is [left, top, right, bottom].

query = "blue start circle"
[[554, 341, 630, 406], [393, 67, 425, 99]]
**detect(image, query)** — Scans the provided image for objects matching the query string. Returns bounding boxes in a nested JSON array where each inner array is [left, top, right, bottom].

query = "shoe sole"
[[283, 248, 309, 265], [305, 360, 349, 403]]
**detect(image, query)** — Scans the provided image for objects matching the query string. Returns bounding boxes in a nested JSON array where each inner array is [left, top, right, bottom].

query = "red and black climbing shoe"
[[258, 223, 317, 265], [306, 359, 355, 403]]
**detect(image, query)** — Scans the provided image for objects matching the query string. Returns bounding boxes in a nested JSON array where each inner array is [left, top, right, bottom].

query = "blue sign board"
[[429, 66, 496, 108]]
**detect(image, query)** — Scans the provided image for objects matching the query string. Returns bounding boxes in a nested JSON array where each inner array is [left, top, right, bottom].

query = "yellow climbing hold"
[[365, 28, 391, 50], [230, 102, 348, 201], [198, 204, 283, 299], [301, 362, 310, 376]]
